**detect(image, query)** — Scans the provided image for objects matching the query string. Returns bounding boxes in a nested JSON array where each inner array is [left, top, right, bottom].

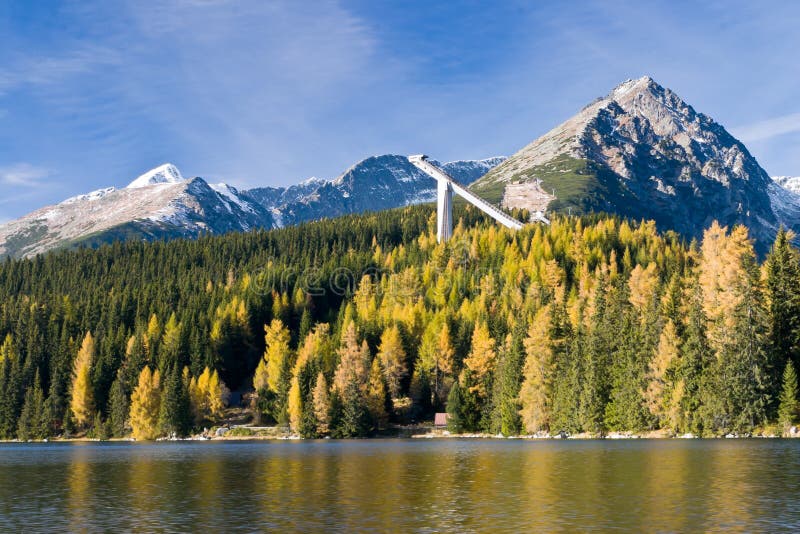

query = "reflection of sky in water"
[[0, 439, 797, 531]]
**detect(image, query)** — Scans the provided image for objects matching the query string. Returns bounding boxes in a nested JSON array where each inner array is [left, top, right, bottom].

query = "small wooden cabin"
[[434, 413, 449, 428]]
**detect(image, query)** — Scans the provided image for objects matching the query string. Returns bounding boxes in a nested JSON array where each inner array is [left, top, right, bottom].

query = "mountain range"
[[0, 76, 797, 258], [0, 156, 503, 258]]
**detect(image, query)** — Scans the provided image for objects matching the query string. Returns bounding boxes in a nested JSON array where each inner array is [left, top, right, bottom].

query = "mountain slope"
[[245, 155, 505, 227], [0, 155, 505, 258], [472, 76, 788, 251], [0, 165, 274, 258], [773, 176, 800, 194]]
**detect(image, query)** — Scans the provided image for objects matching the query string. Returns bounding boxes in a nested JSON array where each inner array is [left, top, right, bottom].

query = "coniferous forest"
[[1, 203, 799, 440]]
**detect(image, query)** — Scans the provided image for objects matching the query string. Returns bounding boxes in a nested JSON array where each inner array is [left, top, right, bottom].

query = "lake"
[[1, 439, 798, 532]]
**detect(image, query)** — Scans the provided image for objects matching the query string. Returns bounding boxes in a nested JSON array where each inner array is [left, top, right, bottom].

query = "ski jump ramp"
[[408, 155, 548, 242]]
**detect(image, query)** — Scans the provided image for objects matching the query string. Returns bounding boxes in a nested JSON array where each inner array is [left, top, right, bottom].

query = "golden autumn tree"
[[464, 322, 496, 398], [698, 222, 753, 352], [70, 331, 95, 429], [628, 263, 659, 314], [643, 319, 681, 428], [377, 325, 407, 399], [287, 375, 303, 432], [144, 313, 161, 359], [418, 317, 455, 404], [366, 358, 390, 430], [313, 372, 330, 435], [519, 306, 554, 434], [253, 358, 269, 393], [0, 334, 16, 365], [333, 322, 370, 394], [189, 367, 228, 423], [207, 369, 227, 418], [129, 366, 161, 440], [160, 312, 182, 366], [263, 319, 292, 394]]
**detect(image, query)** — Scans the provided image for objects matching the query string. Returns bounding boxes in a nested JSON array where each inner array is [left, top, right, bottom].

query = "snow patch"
[[127, 163, 185, 189], [767, 181, 800, 223], [61, 187, 116, 204], [209, 183, 257, 214], [773, 176, 800, 194], [270, 208, 284, 228]]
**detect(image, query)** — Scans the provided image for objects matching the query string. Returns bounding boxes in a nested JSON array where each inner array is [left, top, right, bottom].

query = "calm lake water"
[[1, 438, 799, 532]]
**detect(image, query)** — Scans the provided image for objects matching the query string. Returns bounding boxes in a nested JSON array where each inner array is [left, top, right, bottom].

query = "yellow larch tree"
[[263, 319, 291, 394], [287, 375, 303, 432], [188, 367, 227, 422], [519, 306, 554, 434], [70, 331, 95, 429], [628, 263, 659, 314], [313, 372, 330, 435], [333, 322, 370, 394], [366, 357, 389, 430], [464, 321, 496, 398], [144, 313, 161, 359], [418, 317, 455, 404], [207, 369, 227, 419], [0, 334, 16, 365], [643, 319, 680, 427], [129, 366, 161, 440], [377, 325, 407, 399], [699, 222, 754, 353]]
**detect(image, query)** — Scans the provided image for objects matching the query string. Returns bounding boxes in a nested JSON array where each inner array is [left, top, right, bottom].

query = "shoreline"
[[3, 427, 799, 444]]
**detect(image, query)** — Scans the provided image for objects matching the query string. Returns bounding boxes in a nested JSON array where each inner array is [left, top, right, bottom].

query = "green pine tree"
[[17, 371, 47, 441], [778, 360, 799, 430], [446, 379, 464, 433], [335, 374, 369, 438], [158, 366, 192, 437], [765, 228, 800, 409], [492, 320, 526, 436], [108, 372, 129, 437]]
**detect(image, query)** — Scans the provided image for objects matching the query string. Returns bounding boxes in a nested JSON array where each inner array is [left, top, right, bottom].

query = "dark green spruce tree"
[[778, 360, 799, 430], [765, 228, 800, 410], [108, 371, 129, 437], [158, 366, 192, 437]]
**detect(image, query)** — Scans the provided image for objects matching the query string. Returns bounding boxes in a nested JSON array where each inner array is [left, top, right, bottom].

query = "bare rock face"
[[473, 76, 788, 252]]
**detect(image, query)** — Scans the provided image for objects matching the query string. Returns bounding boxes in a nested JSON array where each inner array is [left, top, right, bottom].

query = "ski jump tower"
[[408, 155, 545, 243]]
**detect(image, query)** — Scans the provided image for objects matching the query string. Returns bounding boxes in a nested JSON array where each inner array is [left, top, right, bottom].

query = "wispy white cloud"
[[731, 112, 800, 143], [0, 45, 120, 96], [0, 163, 50, 187]]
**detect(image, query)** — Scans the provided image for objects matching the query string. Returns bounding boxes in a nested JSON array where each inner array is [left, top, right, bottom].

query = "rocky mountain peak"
[[471, 77, 785, 253]]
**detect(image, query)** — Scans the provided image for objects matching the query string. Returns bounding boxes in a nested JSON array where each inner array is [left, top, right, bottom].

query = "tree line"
[[1, 203, 799, 439]]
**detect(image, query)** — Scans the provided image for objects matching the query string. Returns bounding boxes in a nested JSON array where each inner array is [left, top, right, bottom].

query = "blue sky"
[[1, 0, 799, 221]]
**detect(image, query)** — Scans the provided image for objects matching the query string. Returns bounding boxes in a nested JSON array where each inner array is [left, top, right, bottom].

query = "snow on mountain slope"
[[244, 177, 326, 212], [0, 165, 273, 258], [127, 163, 185, 188], [61, 187, 117, 205], [773, 176, 800, 194], [441, 157, 507, 185], [0, 154, 504, 257], [768, 180, 800, 223], [209, 183, 260, 215]]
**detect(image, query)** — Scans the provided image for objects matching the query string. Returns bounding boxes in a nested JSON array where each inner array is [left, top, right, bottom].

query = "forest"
[[1, 203, 799, 440]]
